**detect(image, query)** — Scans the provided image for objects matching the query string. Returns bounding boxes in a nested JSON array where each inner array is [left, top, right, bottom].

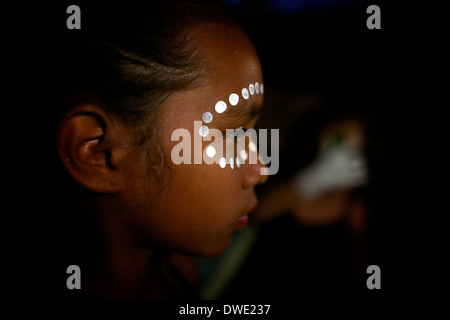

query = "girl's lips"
[[234, 199, 257, 230], [234, 215, 249, 230]]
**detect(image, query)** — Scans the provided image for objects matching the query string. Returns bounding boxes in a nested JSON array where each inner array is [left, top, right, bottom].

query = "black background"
[[4, 0, 440, 308]]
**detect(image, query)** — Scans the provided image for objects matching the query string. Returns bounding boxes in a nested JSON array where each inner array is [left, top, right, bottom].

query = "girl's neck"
[[81, 207, 199, 299]]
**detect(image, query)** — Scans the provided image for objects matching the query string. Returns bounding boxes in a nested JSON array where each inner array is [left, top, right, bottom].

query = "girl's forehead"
[[160, 23, 263, 124], [192, 23, 263, 83]]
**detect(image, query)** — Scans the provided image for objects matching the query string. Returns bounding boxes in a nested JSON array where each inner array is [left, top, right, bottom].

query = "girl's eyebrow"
[[222, 100, 263, 122]]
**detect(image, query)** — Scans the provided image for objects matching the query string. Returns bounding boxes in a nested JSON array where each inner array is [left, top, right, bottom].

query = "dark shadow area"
[[199, 0, 425, 301], [5, 0, 433, 303]]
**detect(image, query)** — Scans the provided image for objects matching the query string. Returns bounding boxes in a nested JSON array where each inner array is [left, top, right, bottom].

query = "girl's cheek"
[[201, 132, 236, 170], [202, 130, 258, 172]]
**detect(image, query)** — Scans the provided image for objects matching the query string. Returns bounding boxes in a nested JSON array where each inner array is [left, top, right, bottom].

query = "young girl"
[[50, 0, 266, 299]]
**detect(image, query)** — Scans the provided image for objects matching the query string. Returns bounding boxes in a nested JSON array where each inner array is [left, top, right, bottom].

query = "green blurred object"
[[331, 131, 346, 145]]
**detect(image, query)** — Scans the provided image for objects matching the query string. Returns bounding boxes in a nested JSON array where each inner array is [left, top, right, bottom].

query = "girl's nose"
[[242, 154, 268, 188]]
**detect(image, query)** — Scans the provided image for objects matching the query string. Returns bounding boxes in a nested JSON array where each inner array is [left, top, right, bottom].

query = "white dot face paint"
[[206, 145, 216, 158], [235, 157, 240, 168], [199, 125, 209, 137], [202, 112, 213, 123], [249, 84, 255, 95], [219, 157, 226, 168], [241, 88, 249, 100], [260, 83, 264, 94], [240, 149, 248, 161], [249, 141, 257, 152], [215, 101, 227, 114], [230, 157, 234, 169], [229, 93, 239, 106], [255, 82, 260, 94]]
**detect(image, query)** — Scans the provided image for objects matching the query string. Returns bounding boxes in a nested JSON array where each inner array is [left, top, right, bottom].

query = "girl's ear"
[[56, 104, 134, 194]]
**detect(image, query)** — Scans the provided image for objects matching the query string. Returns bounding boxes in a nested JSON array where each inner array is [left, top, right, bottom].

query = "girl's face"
[[120, 24, 266, 257]]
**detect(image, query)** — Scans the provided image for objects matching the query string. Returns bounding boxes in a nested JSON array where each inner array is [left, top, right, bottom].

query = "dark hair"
[[53, 0, 234, 148], [46, 0, 238, 196], [33, 1, 238, 298]]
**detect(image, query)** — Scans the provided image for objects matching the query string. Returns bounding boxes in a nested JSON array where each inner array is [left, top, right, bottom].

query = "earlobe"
[[57, 105, 125, 193]]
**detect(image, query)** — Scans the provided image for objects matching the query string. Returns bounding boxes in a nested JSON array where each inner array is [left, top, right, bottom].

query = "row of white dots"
[[205, 144, 254, 170], [199, 83, 262, 169], [219, 157, 241, 169], [214, 82, 263, 115], [205, 145, 249, 162], [200, 82, 264, 133]]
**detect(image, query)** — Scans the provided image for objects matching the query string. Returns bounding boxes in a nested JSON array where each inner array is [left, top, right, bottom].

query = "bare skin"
[[57, 22, 266, 298]]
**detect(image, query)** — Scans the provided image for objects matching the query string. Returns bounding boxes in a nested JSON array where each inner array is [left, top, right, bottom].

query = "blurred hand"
[[294, 142, 368, 199]]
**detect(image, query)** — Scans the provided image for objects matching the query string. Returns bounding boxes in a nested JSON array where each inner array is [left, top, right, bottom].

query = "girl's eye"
[[234, 127, 251, 139], [224, 126, 246, 138], [234, 128, 249, 138]]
